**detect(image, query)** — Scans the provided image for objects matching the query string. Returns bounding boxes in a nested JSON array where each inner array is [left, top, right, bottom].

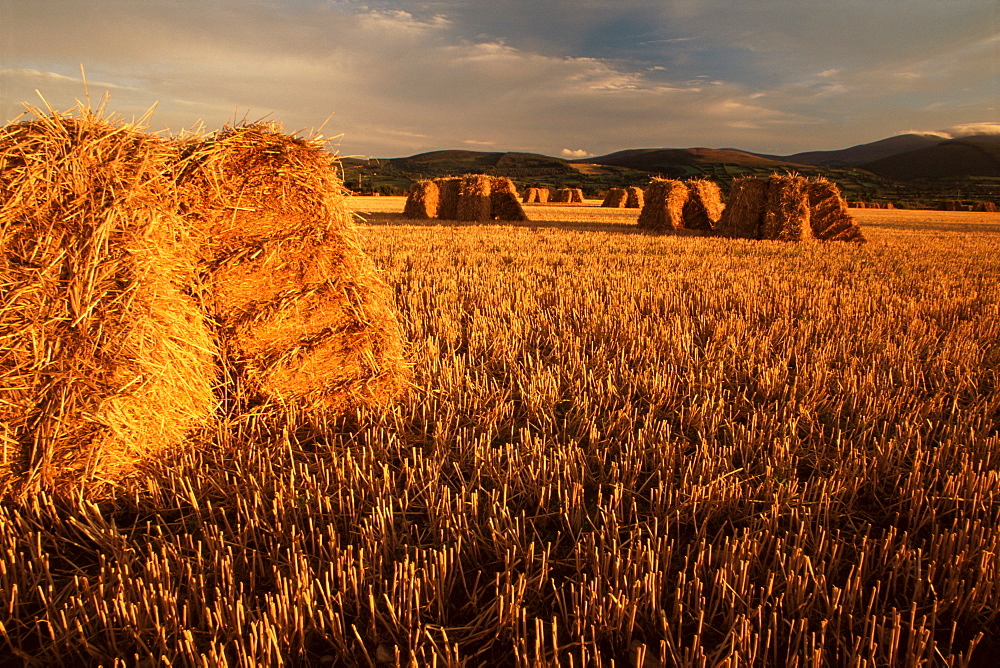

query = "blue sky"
[[1, 0, 998, 158]]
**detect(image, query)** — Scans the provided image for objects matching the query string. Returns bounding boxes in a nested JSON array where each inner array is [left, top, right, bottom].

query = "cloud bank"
[[1, 1, 997, 156]]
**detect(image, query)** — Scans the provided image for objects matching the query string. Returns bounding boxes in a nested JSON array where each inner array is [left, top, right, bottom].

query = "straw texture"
[[0, 109, 217, 498]]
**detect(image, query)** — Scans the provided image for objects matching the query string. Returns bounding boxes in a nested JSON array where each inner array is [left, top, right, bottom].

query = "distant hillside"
[[380, 150, 578, 179], [861, 135, 1000, 180], [583, 147, 802, 173], [769, 134, 946, 167]]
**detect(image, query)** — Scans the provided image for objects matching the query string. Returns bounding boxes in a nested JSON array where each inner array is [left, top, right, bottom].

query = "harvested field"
[[5, 193, 1000, 666]]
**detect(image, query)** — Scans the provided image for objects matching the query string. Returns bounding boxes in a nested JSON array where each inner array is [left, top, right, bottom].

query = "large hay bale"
[[435, 178, 461, 220], [762, 174, 813, 242], [716, 177, 768, 239], [683, 179, 725, 230], [0, 109, 217, 498], [625, 186, 644, 208], [403, 180, 440, 219], [456, 174, 492, 222], [601, 188, 627, 208], [489, 176, 529, 221], [636, 178, 688, 231], [177, 123, 407, 418], [805, 178, 866, 243]]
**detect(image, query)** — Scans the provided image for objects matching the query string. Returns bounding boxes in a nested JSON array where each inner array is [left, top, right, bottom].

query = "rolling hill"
[[859, 135, 1000, 180]]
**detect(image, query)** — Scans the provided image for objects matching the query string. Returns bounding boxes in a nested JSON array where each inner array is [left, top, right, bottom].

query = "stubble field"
[[2, 198, 998, 666]]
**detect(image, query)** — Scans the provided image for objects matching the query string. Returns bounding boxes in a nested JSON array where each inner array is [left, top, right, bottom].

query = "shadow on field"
[[352, 210, 709, 237]]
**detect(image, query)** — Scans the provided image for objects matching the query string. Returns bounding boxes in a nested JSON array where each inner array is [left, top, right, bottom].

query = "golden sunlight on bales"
[[0, 109, 408, 498]]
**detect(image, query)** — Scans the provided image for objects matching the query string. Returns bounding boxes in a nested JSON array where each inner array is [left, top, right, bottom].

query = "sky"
[[1, 0, 998, 158]]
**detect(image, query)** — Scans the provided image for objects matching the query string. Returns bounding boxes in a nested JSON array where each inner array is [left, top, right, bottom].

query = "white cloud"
[[948, 122, 1000, 137], [561, 148, 592, 158]]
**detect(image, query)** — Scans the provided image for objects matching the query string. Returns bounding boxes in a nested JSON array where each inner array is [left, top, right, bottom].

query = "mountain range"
[[342, 132, 1000, 204]]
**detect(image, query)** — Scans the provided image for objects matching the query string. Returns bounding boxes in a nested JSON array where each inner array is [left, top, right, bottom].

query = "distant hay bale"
[[973, 201, 997, 212], [0, 109, 217, 498], [536, 188, 551, 203], [403, 180, 440, 219], [682, 179, 725, 230], [625, 186, 644, 208], [456, 174, 493, 222], [522, 188, 538, 203], [942, 200, 962, 211], [552, 188, 583, 203], [435, 178, 461, 220], [716, 177, 768, 239], [489, 176, 529, 221], [762, 174, 813, 242], [177, 123, 407, 419], [636, 178, 688, 231], [601, 188, 627, 208], [805, 178, 866, 243]]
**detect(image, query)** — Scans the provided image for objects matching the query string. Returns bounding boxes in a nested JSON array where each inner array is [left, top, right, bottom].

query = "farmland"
[[2, 200, 999, 665]]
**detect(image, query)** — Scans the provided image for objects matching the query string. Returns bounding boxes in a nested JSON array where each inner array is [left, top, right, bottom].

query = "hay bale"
[[0, 109, 217, 498], [762, 174, 813, 242], [456, 174, 492, 222], [536, 188, 551, 203], [625, 186, 644, 208], [569, 188, 585, 203], [636, 178, 688, 231], [522, 188, 538, 203], [551, 188, 571, 203], [177, 123, 407, 418], [716, 177, 768, 239], [973, 201, 997, 212], [683, 179, 725, 230], [489, 176, 529, 221], [435, 178, 461, 220], [601, 188, 628, 208], [403, 180, 440, 219], [805, 178, 866, 243]]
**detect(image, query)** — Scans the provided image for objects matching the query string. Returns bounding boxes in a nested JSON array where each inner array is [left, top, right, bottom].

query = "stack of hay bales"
[[177, 124, 408, 419], [601, 188, 628, 208], [715, 177, 769, 239], [552, 188, 584, 203], [403, 180, 439, 219], [489, 176, 529, 221], [0, 110, 217, 498], [522, 187, 550, 204], [973, 201, 997, 212], [682, 179, 725, 230], [625, 186, 644, 208], [636, 179, 690, 231], [402, 174, 527, 221], [716, 174, 865, 243]]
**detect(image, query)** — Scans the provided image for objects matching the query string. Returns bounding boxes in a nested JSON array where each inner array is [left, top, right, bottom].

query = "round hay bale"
[[0, 109, 217, 498], [805, 177, 866, 243], [682, 179, 725, 230], [456, 175, 493, 222], [636, 178, 688, 231], [403, 180, 440, 219], [176, 123, 408, 419], [601, 188, 627, 208], [716, 177, 768, 239], [489, 176, 529, 221], [625, 186, 644, 209]]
